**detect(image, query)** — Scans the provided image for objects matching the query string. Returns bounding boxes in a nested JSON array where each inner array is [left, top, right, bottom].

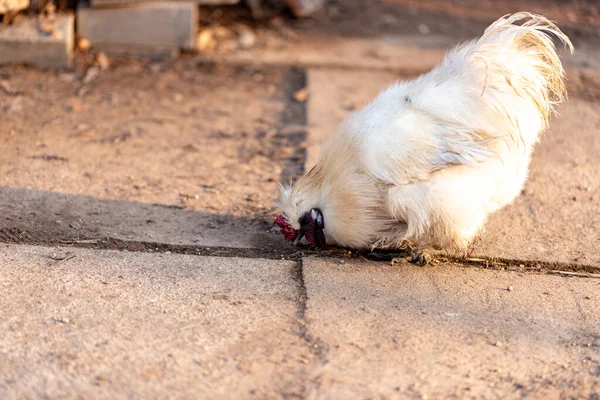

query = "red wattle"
[[274, 215, 297, 241]]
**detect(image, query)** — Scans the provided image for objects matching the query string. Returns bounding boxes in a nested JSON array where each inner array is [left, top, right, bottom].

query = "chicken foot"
[[367, 241, 431, 266]]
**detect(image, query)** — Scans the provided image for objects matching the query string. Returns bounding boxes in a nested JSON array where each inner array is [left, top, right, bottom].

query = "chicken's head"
[[274, 209, 325, 248], [275, 143, 384, 250], [275, 179, 326, 248]]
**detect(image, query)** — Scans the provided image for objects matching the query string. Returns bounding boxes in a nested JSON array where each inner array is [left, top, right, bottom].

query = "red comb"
[[274, 215, 297, 241]]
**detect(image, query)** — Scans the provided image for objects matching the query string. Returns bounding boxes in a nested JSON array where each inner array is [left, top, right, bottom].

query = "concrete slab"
[[302, 257, 600, 399], [77, 3, 197, 50], [305, 68, 600, 266], [0, 244, 308, 399], [0, 65, 305, 250], [0, 14, 74, 69], [0, 0, 28, 14]]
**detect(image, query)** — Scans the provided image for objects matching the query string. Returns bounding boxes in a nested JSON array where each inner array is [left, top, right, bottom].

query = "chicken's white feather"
[[278, 12, 572, 251]]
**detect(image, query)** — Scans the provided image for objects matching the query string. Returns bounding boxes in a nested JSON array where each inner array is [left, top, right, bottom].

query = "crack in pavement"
[[0, 233, 597, 275], [450, 255, 600, 276], [289, 258, 329, 399], [291, 259, 329, 363]]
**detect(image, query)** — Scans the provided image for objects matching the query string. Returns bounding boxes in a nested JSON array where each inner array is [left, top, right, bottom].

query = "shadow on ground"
[[0, 186, 296, 257]]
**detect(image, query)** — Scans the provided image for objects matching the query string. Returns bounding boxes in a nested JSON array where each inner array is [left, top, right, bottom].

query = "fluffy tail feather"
[[428, 12, 573, 164], [473, 12, 573, 128]]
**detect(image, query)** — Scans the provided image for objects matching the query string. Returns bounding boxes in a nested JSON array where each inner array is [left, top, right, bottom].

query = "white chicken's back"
[[277, 12, 572, 252]]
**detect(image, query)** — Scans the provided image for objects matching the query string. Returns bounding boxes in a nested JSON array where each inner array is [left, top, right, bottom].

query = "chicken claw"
[[409, 248, 430, 266], [368, 241, 431, 266], [390, 257, 408, 266]]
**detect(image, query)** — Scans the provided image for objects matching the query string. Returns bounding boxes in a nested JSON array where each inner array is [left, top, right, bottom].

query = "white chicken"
[[275, 13, 573, 257]]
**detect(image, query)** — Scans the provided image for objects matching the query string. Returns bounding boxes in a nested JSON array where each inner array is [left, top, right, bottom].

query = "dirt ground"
[[1, 62, 305, 212], [204, 0, 600, 47], [313, 0, 600, 41], [0, 60, 308, 248]]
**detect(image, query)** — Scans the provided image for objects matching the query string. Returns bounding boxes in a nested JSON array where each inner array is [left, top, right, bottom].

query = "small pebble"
[[150, 64, 162, 74], [197, 29, 215, 51], [66, 101, 83, 112], [293, 88, 310, 102], [78, 37, 91, 51], [83, 67, 99, 84], [418, 23, 430, 35], [269, 16, 284, 27], [495, 341, 503, 348], [6, 96, 23, 113], [96, 52, 110, 70], [0, 80, 14, 94], [507, 286, 513, 292], [58, 73, 76, 83], [238, 28, 256, 49], [381, 14, 398, 25]]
